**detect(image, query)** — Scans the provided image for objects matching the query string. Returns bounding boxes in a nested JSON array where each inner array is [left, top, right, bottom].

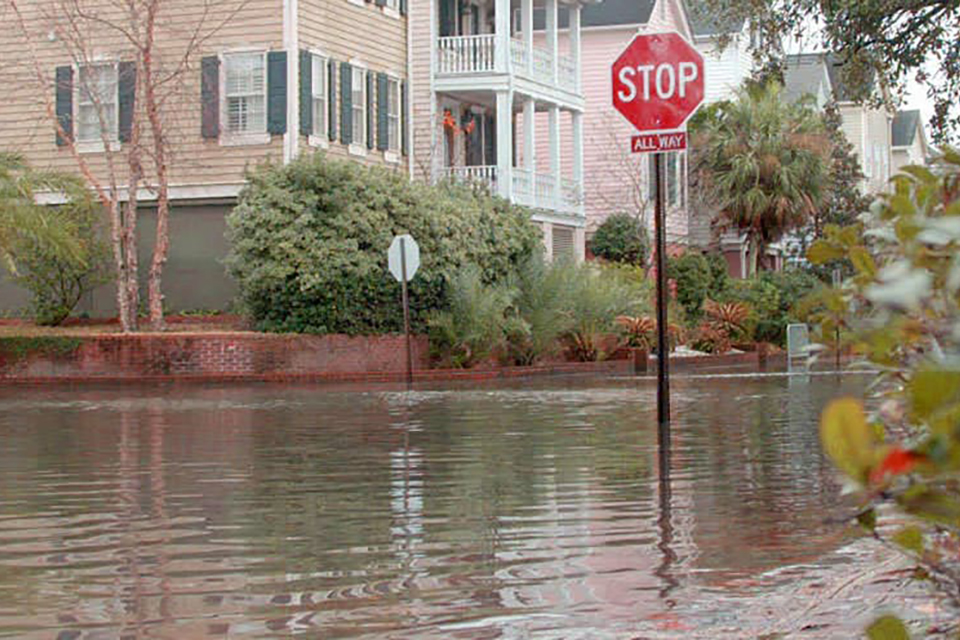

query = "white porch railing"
[[437, 35, 496, 74], [436, 36, 578, 92], [512, 168, 534, 207], [558, 55, 577, 91], [442, 165, 582, 217], [439, 165, 498, 192]]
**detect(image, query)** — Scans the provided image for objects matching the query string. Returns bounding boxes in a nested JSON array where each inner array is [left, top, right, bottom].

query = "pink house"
[[575, 0, 693, 248]]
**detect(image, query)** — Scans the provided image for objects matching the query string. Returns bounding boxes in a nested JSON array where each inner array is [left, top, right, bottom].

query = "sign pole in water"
[[611, 31, 705, 429], [388, 234, 421, 385], [653, 152, 670, 426]]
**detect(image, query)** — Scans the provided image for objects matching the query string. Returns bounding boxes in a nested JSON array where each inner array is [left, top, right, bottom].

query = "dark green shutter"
[[484, 113, 495, 165], [375, 0, 386, 7], [400, 0, 407, 16], [299, 50, 312, 136], [439, 0, 454, 36], [267, 51, 287, 135], [471, 5, 480, 34], [328, 58, 337, 141], [340, 62, 352, 144], [201, 56, 219, 139], [376, 73, 389, 151], [118, 61, 136, 143], [401, 81, 408, 156], [55, 66, 73, 146], [366, 72, 375, 150]]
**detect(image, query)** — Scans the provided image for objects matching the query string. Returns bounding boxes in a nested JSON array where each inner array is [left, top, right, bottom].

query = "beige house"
[[891, 109, 930, 174], [0, 0, 410, 314], [784, 53, 894, 194]]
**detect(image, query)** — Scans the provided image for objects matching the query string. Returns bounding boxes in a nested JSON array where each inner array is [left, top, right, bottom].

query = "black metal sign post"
[[653, 152, 671, 429], [400, 237, 413, 385]]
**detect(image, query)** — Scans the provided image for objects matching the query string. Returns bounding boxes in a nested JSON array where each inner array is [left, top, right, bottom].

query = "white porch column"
[[545, 0, 558, 82], [522, 0, 534, 75], [549, 105, 561, 209], [569, 4, 581, 92], [495, 0, 511, 73], [496, 90, 514, 199], [572, 110, 583, 215], [523, 98, 536, 173]]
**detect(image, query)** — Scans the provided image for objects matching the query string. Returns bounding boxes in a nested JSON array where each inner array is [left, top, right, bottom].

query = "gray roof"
[[892, 110, 921, 147], [534, 0, 655, 30]]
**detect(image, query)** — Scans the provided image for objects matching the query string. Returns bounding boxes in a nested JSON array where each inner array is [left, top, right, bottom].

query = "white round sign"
[[388, 234, 420, 283]]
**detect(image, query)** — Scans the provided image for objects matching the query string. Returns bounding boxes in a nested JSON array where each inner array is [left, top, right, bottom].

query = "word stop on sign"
[[617, 62, 699, 102]]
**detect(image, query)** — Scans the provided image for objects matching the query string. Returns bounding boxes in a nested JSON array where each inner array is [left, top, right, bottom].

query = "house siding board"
[[299, 0, 407, 165], [0, 0, 284, 190]]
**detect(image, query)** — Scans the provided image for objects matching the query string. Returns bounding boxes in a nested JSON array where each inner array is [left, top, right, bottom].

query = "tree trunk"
[[108, 199, 135, 331], [143, 3, 168, 331]]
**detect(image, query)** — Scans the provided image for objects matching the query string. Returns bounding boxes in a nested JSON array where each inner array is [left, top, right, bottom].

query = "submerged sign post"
[[612, 32, 704, 428], [388, 234, 420, 384]]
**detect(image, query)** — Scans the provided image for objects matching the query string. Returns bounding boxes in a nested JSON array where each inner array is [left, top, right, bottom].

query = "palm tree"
[[0, 152, 83, 274], [692, 82, 831, 275]]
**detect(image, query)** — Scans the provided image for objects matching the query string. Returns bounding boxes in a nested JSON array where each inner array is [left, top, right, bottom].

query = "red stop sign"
[[612, 32, 705, 132]]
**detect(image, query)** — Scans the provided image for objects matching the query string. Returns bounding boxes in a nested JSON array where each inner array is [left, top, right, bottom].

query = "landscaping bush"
[[561, 262, 644, 361], [10, 197, 111, 326], [589, 213, 649, 265], [503, 256, 572, 366], [427, 267, 515, 368], [226, 154, 541, 334], [722, 269, 822, 346], [667, 251, 730, 323]]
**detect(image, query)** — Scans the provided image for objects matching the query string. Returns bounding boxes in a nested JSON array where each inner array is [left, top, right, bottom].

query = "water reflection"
[[0, 376, 866, 637]]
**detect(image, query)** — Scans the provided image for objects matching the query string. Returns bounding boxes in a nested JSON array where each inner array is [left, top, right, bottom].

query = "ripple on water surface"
[[0, 375, 874, 637]]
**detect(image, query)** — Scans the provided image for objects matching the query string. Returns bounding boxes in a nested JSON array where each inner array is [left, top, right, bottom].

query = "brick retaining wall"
[[0, 333, 430, 381]]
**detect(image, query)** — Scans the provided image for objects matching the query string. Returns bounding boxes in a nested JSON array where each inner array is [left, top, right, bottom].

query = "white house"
[[891, 109, 930, 174]]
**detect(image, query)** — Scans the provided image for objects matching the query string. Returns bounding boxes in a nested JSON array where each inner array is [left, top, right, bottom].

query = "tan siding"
[[299, 0, 408, 169], [0, 0, 285, 191], [409, 0, 435, 180]]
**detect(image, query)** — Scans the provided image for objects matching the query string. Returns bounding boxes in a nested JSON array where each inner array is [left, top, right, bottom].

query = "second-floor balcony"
[[436, 35, 577, 93]]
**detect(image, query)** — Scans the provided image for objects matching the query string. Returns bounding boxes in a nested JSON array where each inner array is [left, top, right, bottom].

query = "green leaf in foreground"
[[866, 614, 910, 640]]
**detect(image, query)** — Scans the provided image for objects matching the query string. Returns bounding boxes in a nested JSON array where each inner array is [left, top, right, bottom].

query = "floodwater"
[[0, 374, 911, 638]]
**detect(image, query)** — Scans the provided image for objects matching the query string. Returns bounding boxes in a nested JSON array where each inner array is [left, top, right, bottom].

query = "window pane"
[[312, 55, 326, 137], [352, 68, 364, 144], [225, 53, 264, 96], [77, 64, 117, 141], [228, 95, 264, 133]]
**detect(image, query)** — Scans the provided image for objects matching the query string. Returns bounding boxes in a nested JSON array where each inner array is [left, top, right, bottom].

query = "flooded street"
[[0, 375, 948, 637]]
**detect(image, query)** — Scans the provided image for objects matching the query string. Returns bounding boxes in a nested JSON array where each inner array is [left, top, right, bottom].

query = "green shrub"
[[562, 262, 644, 361], [225, 154, 541, 334], [722, 269, 822, 345], [503, 256, 572, 366], [666, 251, 730, 323], [589, 213, 649, 265], [9, 197, 111, 326], [428, 267, 515, 368]]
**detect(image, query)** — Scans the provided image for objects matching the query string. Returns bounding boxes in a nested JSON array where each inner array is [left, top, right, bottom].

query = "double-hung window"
[[387, 77, 400, 153], [311, 53, 327, 139], [351, 66, 366, 148], [223, 52, 266, 135], [77, 63, 118, 143]]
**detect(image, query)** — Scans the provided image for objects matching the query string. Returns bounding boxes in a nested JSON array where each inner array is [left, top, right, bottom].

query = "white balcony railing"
[[436, 36, 578, 93], [440, 165, 498, 193], [437, 35, 496, 74], [441, 165, 582, 217]]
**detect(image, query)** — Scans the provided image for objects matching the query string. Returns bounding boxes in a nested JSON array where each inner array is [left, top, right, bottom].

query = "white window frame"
[[382, 0, 401, 18], [349, 61, 367, 157], [308, 51, 329, 148], [384, 74, 401, 162], [220, 50, 270, 147], [76, 61, 119, 153]]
